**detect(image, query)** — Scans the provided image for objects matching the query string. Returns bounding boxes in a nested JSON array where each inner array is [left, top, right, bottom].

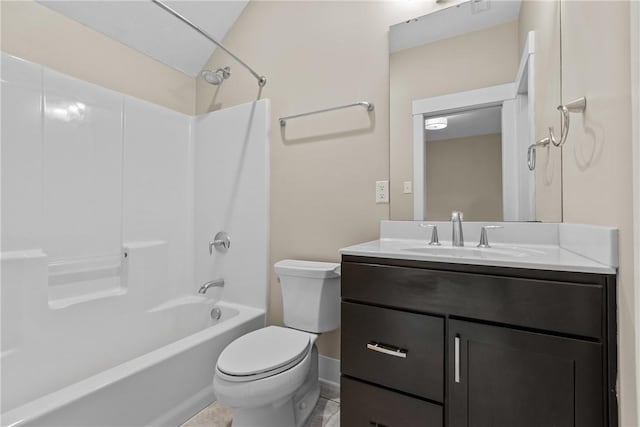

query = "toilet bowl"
[[213, 260, 340, 427]]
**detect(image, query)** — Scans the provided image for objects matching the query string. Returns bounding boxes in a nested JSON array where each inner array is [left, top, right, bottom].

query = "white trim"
[[516, 31, 535, 94], [501, 99, 518, 221], [413, 115, 426, 220], [318, 355, 340, 386], [412, 83, 515, 117]]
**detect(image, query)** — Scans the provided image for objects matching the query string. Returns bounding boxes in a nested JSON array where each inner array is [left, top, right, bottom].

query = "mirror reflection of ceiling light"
[[46, 102, 87, 122], [425, 117, 448, 130]]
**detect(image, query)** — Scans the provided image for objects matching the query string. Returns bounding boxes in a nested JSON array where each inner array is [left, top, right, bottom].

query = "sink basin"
[[402, 245, 543, 258]]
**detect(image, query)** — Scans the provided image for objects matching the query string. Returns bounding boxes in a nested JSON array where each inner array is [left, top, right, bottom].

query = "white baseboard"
[[318, 355, 340, 386]]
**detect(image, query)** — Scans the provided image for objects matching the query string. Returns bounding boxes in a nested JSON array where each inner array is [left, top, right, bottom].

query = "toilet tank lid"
[[274, 260, 341, 279]]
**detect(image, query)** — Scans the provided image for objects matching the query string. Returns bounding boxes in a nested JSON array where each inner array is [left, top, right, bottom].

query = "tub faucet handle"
[[209, 231, 231, 255]]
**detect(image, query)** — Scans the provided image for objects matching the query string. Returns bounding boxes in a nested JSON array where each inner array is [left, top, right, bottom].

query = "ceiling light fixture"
[[425, 117, 448, 130]]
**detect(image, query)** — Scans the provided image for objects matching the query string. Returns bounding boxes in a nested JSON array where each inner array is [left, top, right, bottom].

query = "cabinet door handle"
[[454, 335, 461, 383], [366, 342, 407, 358]]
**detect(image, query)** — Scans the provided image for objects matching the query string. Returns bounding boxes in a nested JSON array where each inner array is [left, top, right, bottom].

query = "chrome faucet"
[[451, 211, 464, 247], [198, 278, 225, 294]]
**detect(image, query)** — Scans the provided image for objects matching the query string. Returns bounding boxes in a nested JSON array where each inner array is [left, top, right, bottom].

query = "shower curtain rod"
[[151, 0, 267, 87]]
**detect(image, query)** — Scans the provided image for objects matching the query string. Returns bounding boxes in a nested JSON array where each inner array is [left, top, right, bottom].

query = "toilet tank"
[[274, 260, 341, 333]]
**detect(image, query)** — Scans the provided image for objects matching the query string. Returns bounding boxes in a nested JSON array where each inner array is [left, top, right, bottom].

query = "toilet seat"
[[216, 326, 311, 382]]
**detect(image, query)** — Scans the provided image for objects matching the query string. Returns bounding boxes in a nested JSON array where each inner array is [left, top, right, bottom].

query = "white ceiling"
[[38, 0, 248, 77], [426, 106, 501, 141], [389, 0, 521, 53]]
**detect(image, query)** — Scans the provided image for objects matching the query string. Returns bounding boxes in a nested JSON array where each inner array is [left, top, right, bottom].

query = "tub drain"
[[210, 307, 222, 321]]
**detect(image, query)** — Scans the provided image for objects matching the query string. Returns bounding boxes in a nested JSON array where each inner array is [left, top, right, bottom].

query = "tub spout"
[[199, 279, 224, 294]]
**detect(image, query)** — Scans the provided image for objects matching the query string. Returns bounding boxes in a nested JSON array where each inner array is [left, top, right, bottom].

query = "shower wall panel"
[[1, 54, 44, 252], [43, 68, 123, 266], [194, 100, 270, 310], [1, 52, 193, 301], [122, 96, 193, 299]]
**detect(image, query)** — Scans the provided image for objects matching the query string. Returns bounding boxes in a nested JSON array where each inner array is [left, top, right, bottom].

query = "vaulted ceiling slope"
[[38, 0, 249, 77]]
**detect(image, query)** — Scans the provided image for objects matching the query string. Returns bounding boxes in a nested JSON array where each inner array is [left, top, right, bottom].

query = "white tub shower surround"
[[0, 53, 270, 426]]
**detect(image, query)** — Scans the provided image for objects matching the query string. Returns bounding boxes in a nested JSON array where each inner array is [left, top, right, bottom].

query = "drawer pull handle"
[[366, 342, 407, 358], [454, 335, 461, 383]]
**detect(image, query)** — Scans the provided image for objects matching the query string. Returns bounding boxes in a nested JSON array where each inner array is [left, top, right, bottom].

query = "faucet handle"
[[477, 225, 503, 248], [419, 224, 441, 246], [209, 231, 231, 255]]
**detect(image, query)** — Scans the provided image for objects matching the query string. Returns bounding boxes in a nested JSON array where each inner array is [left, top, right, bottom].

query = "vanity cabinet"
[[448, 320, 603, 427], [340, 255, 617, 427]]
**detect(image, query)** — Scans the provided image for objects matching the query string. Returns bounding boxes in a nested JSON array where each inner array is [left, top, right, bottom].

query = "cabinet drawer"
[[341, 376, 443, 427], [341, 301, 444, 402], [342, 261, 604, 339]]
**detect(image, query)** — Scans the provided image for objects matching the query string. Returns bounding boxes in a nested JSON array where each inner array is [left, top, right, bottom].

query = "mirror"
[[422, 107, 504, 221], [389, 0, 562, 222]]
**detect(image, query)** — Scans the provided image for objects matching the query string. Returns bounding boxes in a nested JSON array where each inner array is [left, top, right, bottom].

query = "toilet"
[[213, 260, 341, 427]]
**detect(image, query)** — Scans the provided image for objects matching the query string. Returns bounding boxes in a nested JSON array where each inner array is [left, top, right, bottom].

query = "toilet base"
[[229, 346, 320, 427]]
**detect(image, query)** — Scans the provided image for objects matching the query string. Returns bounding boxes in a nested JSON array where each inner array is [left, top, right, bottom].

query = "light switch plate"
[[376, 180, 389, 204], [403, 181, 413, 194]]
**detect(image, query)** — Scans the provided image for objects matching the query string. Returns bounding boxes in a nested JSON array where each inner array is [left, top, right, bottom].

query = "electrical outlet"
[[403, 181, 413, 194], [376, 180, 389, 204]]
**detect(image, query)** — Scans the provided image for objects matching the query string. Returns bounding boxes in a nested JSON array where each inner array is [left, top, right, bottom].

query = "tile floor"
[[181, 382, 340, 427]]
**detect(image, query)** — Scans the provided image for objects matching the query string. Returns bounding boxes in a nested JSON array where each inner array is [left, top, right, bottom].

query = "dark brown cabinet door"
[[448, 320, 603, 427]]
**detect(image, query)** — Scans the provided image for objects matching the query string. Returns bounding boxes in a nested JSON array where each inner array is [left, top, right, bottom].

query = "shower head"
[[201, 67, 231, 85]]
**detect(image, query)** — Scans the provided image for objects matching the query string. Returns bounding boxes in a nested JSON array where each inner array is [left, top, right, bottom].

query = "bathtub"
[[1, 298, 265, 427]]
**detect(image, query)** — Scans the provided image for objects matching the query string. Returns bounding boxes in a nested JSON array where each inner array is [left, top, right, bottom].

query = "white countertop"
[[339, 221, 618, 275]]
